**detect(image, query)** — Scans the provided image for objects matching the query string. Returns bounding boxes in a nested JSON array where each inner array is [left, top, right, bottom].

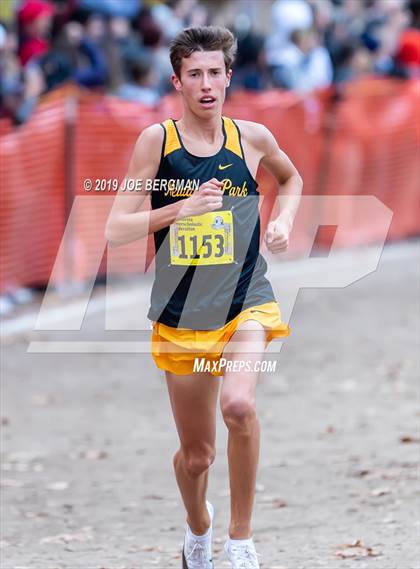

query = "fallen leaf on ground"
[[335, 538, 382, 559], [354, 468, 370, 477], [24, 511, 49, 518], [143, 494, 164, 500], [400, 436, 420, 444], [371, 487, 391, 497], [78, 450, 108, 460], [335, 549, 359, 559], [272, 498, 288, 508]]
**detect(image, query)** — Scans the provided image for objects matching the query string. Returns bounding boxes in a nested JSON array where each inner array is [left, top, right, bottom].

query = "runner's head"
[[169, 26, 236, 116]]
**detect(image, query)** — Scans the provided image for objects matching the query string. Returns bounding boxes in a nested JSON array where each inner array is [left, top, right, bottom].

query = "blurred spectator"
[[395, 0, 420, 76], [83, 11, 107, 44], [325, 1, 366, 71], [272, 27, 333, 93], [232, 18, 268, 91], [333, 43, 373, 83], [78, 0, 141, 19], [70, 10, 137, 90], [266, 0, 314, 68], [310, 0, 334, 38], [151, 0, 209, 42], [135, 8, 172, 93], [1, 0, 418, 125], [18, 0, 55, 66], [106, 16, 143, 90], [0, 20, 43, 123], [149, 1, 183, 42], [115, 52, 161, 106], [0, 0, 15, 25], [0, 22, 24, 121], [362, 0, 410, 76], [30, 20, 108, 93]]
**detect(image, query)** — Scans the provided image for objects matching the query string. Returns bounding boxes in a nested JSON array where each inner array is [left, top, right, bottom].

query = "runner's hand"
[[178, 178, 224, 218], [265, 219, 290, 253]]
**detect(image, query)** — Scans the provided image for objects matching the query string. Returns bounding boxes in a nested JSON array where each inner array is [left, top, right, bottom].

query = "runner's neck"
[[177, 113, 224, 147]]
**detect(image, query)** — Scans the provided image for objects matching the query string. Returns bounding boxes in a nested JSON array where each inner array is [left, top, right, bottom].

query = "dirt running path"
[[2, 240, 419, 569]]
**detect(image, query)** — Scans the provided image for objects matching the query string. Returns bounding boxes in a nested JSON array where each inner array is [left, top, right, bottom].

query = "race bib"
[[169, 211, 234, 266]]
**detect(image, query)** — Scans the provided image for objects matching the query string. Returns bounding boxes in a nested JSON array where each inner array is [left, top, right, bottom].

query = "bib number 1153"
[[169, 211, 234, 266]]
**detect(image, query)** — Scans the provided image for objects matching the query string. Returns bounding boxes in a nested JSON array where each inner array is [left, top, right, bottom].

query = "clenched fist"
[[178, 178, 224, 218], [264, 219, 290, 253]]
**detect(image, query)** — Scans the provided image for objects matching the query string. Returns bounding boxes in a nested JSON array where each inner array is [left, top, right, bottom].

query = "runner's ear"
[[226, 69, 232, 87], [171, 73, 182, 92]]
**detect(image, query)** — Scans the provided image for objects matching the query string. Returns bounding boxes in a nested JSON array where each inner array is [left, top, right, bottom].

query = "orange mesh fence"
[[0, 80, 418, 293], [230, 90, 327, 253], [0, 99, 66, 294], [0, 119, 13, 137], [319, 78, 420, 246]]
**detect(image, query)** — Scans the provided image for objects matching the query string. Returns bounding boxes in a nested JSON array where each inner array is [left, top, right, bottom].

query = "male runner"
[[105, 26, 302, 569]]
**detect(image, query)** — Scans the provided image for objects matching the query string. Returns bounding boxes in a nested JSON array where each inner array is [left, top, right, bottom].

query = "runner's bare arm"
[[259, 127, 302, 232], [238, 120, 303, 252], [105, 124, 174, 246], [105, 125, 224, 247], [239, 120, 303, 230]]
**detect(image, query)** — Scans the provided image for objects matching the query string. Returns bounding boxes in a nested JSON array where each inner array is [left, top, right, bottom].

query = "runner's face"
[[172, 50, 232, 116]]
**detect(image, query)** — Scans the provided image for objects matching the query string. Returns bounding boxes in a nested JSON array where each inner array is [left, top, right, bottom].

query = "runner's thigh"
[[220, 320, 267, 405], [165, 371, 221, 447]]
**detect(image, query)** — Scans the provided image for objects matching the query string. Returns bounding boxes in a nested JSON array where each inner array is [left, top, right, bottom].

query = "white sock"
[[228, 537, 254, 547]]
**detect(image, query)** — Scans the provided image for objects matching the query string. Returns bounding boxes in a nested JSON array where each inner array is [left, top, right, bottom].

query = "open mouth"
[[199, 96, 216, 106]]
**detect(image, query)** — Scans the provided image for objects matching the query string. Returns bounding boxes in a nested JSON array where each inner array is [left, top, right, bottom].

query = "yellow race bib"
[[169, 211, 234, 266]]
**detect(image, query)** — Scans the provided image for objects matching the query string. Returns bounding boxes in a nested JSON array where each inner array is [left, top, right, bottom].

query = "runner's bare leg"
[[220, 320, 266, 539], [166, 371, 220, 535]]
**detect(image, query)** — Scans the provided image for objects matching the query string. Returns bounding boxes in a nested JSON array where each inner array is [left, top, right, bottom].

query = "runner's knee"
[[221, 397, 256, 434], [178, 443, 216, 477]]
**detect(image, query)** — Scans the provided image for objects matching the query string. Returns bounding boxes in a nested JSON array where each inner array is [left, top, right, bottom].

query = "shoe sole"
[[182, 549, 188, 569], [182, 548, 214, 568]]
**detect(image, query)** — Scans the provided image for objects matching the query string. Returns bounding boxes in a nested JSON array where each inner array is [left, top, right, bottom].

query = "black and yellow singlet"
[[147, 116, 276, 330]]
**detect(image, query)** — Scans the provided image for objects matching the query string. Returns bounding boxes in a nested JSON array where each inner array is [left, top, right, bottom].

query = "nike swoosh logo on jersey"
[[218, 163, 233, 170]]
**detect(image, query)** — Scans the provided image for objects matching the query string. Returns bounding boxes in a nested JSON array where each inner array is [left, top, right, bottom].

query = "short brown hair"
[[169, 26, 237, 77]]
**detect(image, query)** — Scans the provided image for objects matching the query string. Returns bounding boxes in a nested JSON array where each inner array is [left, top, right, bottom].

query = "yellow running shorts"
[[151, 301, 290, 377]]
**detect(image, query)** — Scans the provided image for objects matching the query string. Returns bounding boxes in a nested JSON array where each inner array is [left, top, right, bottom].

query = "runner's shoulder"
[[135, 123, 164, 149], [131, 123, 164, 165], [233, 119, 274, 151]]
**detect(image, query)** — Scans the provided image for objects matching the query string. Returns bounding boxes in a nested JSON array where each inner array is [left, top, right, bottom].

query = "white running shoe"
[[182, 501, 214, 569], [224, 537, 261, 568]]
